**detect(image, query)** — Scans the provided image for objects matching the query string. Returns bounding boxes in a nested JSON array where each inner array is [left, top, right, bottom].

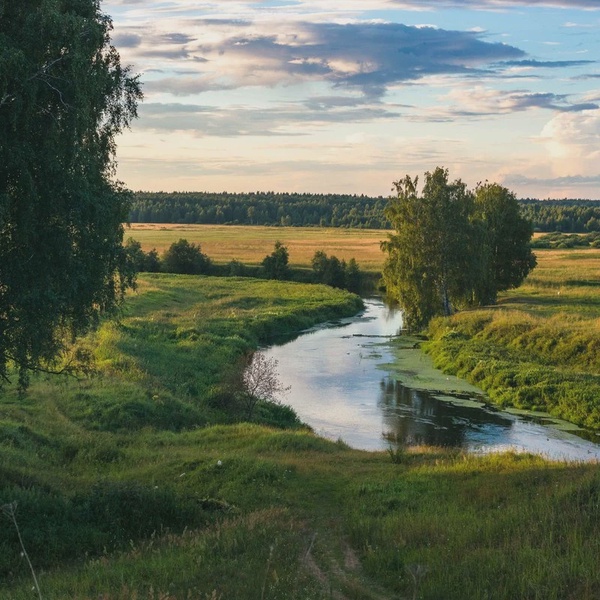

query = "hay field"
[[126, 224, 388, 272]]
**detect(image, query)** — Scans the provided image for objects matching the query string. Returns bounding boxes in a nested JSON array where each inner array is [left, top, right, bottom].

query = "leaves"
[[382, 168, 536, 328], [261, 241, 290, 280], [0, 0, 141, 386]]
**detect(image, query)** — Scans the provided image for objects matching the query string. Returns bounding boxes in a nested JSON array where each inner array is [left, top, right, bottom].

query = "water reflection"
[[261, 298, 600, 461], [378, 378, 512, 448]]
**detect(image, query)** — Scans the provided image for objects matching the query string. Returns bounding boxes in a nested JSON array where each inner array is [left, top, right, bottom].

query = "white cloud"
[[410, 86, 598, 121], [122, 20, 527, 101], [105, 0, 600, 197], [540, 109, 600, 176]]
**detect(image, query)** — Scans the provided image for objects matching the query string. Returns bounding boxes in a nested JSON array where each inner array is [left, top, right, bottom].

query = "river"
[[260, 298, 600, 462]]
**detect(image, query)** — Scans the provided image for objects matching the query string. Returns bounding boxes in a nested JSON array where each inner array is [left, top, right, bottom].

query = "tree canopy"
[[0, 0, 142, 386], [161, 239, 211, 275], [129, 191, 600, 233], [473, 182, 537, 305], [261, 241, 290, 280], [381, 168, 536, 329]]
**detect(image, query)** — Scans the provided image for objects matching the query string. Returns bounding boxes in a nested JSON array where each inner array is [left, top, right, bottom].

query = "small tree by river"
[[240, 353, 290, 419]]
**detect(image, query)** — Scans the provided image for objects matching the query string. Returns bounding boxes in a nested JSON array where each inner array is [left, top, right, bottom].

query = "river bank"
[[262, 298, 600, 461], [425, 247, 600, 430], [2, 273, 600, 599]]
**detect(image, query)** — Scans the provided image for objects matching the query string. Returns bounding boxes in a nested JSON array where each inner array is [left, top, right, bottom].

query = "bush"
[[261, 241, 290, 280], [162, 239, 211, 274]]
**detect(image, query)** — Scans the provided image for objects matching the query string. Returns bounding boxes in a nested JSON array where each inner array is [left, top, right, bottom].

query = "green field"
[[1, 239, 600, 599], [426, 248, 600, 429]]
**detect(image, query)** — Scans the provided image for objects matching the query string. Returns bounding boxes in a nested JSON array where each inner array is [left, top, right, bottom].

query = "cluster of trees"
[[125, 238, 363, 293], [130, 192, 390, 228], [129, 192, 600, 233], [520, 199, 600, 233], [261, 241, 290, 280], [125, 239, 211, 275], [0, 0, 141, 387], [259, 242, 363, 292], [311, 252, 362, 292], [382, 168, 536, 329]]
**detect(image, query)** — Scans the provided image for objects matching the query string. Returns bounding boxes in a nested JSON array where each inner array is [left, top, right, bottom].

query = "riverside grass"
[[425, 247, 600, 430], [1, 272, 600, 599]]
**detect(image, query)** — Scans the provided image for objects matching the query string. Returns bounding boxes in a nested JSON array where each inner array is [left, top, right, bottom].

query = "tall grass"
[[2, 268, 600, 599], [426, 248, 600, 427], [346, 451, 600, 599]]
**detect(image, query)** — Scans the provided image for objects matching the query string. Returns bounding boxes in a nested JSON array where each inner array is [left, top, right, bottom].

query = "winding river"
[[261, 299, 600, 462]]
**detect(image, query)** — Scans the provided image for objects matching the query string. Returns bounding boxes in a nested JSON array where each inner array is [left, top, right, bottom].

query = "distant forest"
[[130, 192, 600, 233]]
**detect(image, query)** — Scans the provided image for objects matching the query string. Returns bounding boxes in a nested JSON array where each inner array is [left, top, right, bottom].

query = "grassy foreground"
[[1, 273, 600, 599], [425, 248, 600, 430]]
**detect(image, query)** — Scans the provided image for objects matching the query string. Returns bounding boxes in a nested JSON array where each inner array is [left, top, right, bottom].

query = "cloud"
[[137, 21, 525, 98], [505, 174, 600, 187], [390, 0, 600, 9], [540, 109, 600, 176], [104, 0, 600, 9], [112, 32, 143, 48], [412, 87, 598, 121], [136, 100, 401, 136], [502, 172, 600, 198], [502, 59, 596, 69], [563, 21, 599, 28], [106, 0, 600, 198]]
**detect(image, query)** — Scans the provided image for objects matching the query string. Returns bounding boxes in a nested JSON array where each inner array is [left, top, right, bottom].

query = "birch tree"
[[0, 0, 142, 387]]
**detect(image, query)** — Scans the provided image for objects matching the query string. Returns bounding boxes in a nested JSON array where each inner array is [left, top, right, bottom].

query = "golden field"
[[126, 223, 389, 272]]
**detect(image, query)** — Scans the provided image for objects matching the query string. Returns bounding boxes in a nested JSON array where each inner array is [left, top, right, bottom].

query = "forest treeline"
[[519, 199, 600, 233], [130, 191, 389, 229], [130, 192, 600, 232]]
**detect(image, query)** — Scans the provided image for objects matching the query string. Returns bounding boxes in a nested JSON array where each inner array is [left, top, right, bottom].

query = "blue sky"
[[103, 0, 600, 198]]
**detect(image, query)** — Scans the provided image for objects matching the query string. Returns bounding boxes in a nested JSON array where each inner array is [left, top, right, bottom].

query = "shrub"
[[162, 239, 211, 274]]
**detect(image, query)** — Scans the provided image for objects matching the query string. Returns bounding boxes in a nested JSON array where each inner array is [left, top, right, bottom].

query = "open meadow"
[[426, 248, 600, 429], [127, 223, 388, 273], [1, 233, 600, 599]]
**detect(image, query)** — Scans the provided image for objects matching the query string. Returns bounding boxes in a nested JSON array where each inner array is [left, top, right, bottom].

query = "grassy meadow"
[[425, 248, 600, 429], [126, 223, 388, 273], [1, 231, 600, 599]]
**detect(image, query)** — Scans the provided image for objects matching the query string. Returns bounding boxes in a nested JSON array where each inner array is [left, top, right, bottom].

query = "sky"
[[103, 0, 600, 198]]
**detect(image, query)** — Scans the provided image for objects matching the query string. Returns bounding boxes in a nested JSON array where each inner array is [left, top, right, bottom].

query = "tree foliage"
[[261, 241, 290, 280], [124, 238, 161, 273], [473, 182, 537, 304], [519, 199, 600, 233], [161, 239, 211, 275], [0, 0, 142, 386], [130, 191, 390, 229], [311, 251, 346, 289], [129, 191, 600, 232], [311, 251, 363, 292], [531, 231, 600, 249], [382, 168, 536, 329]]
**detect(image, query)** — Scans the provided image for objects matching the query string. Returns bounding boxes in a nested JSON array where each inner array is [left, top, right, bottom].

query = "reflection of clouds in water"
[[263, 299, 600, 461]]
